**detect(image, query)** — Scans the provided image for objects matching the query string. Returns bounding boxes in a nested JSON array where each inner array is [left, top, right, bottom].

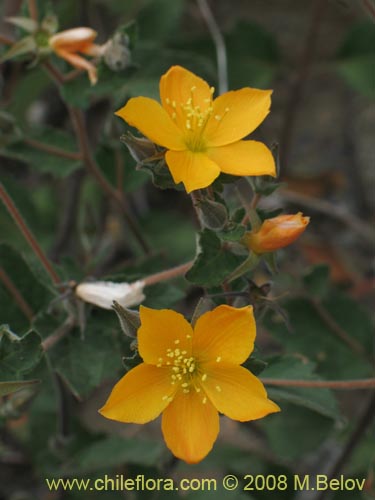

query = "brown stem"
[[24, 137, 82, 161], [144, 261, 193, 286], [316, 392, 375, 500], [0, 34, 13, 45], [362, 0, 375, 19], [42, 61, 150, 253], [308, 296, 368, 360], [69, 108, 150, 253], [279, 0, 326, 176], [0, 182, 61, 284], [0, 266, 34, 320], [27, 0, 38, 22], [261, 378, 375, 389], [280, 189, 375, 245], [41, 315, 76, 351]]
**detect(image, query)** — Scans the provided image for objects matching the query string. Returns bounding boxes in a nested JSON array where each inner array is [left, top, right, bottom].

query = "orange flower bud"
[[49, 27, 103, 84], [243, 212, 310, 254]]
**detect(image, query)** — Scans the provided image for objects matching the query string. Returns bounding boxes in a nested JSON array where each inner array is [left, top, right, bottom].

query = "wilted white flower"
[[75, 280, 145, 310]]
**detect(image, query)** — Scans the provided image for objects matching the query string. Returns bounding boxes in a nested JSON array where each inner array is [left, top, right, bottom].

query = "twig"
[[69, 108, 150, 253], [262, 378, 375, 389], [0, 266, 34, 320], [362, 0, 375, 19], [280, 189, 375, 244], [49, 169, 86, 262], [23, 137, 82, 161], [316, 391, 375, 500], [42, 62, 149, 253], [196, 0, 228, 94], [309, 296, 368, 360], [0, 33, 13, 45], [279, 0, 327, 175], [41, 315, 76, 351], [144, 261, 193, 286], [0, 182, 61, 285], [27, 0, 38, 22]]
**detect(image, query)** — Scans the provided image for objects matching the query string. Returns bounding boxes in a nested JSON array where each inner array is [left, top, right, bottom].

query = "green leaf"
[[1, 127, 81, 177], [137, 0, 185, 43], [0, 35, 36, 63], [49, 313, 130, 398], [144, 283, 185, 309], [0, 379, 40, 397], [263, 291, 374, 379], [262, 355, 340, 419], [226, 21, 280, 88], [195, 198, 228, 230], [0, 244, 53, 332], [5, 16, 38, 33], [95, 144, 149, 193], [62, 436, 166, 474], [336, 21, 375, 98], [186, 230, 246, 287], [0, 326, 43, 380], [262, 403, 334, 460], [303, 264, 330, 298]]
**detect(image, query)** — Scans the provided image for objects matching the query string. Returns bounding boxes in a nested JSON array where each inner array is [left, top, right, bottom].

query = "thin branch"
[[24, 137, 82, 161], [316, 392, 375, 500], [41, 315, 76, 351], [196, 0, 228, 94], [27, 0, 38, 22], [0, 266, 34, 320], [144, 261, 193, 286], [280, 189, 375, 244], [69, 108, 150, 253], [279, 0, 327, 175], [308, 296, 368, 360], [362, 0, 375, 19], [262, 378, 375, 389], [0, 182, 61, 285]]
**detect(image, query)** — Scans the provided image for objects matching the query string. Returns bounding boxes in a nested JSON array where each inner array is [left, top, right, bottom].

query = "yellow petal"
[[161, 390, 219, 463], [165, 150, 220, 193], [160, 65, 212, 130], [202, 364, 280, 421], [207, 140, 276, 177], [115, 97, 185, 150], [99, 363, 174, 424], [138, 306, 193, 365], [193, 305, 255, 365], [205, 88, 272, 146]]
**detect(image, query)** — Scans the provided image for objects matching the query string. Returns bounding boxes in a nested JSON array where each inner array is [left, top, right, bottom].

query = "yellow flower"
[[244, 212, 310, 254], [115, 66, 276, 193], [49, 27, 103, 85], [99, 304, 280, 464]]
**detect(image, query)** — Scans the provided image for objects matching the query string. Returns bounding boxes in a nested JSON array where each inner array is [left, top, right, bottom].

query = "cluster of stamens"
[[158, 335, 223, 405]]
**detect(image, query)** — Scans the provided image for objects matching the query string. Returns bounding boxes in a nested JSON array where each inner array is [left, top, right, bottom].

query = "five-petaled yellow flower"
[[115, 66, 276, 193], [99, 304, 280, 464]]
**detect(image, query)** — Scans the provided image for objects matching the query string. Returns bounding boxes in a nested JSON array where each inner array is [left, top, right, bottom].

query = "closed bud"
[[195, 198, 228, 230], [243, 212, 310, 254], [75, 280, 145, 310], [112, 301, 141, 338], [120, 132, 158, 164]]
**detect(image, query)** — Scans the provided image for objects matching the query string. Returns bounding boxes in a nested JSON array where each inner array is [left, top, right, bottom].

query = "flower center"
[[157, 337, 223, 405], [164, 86, 215, 153]]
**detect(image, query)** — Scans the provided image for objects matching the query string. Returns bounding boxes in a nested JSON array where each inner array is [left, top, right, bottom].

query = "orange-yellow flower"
[[244, 212, 310, 254], [99, 304, 280, 464], [115, 65, 276, 193], [49, 27, 103, 85]]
